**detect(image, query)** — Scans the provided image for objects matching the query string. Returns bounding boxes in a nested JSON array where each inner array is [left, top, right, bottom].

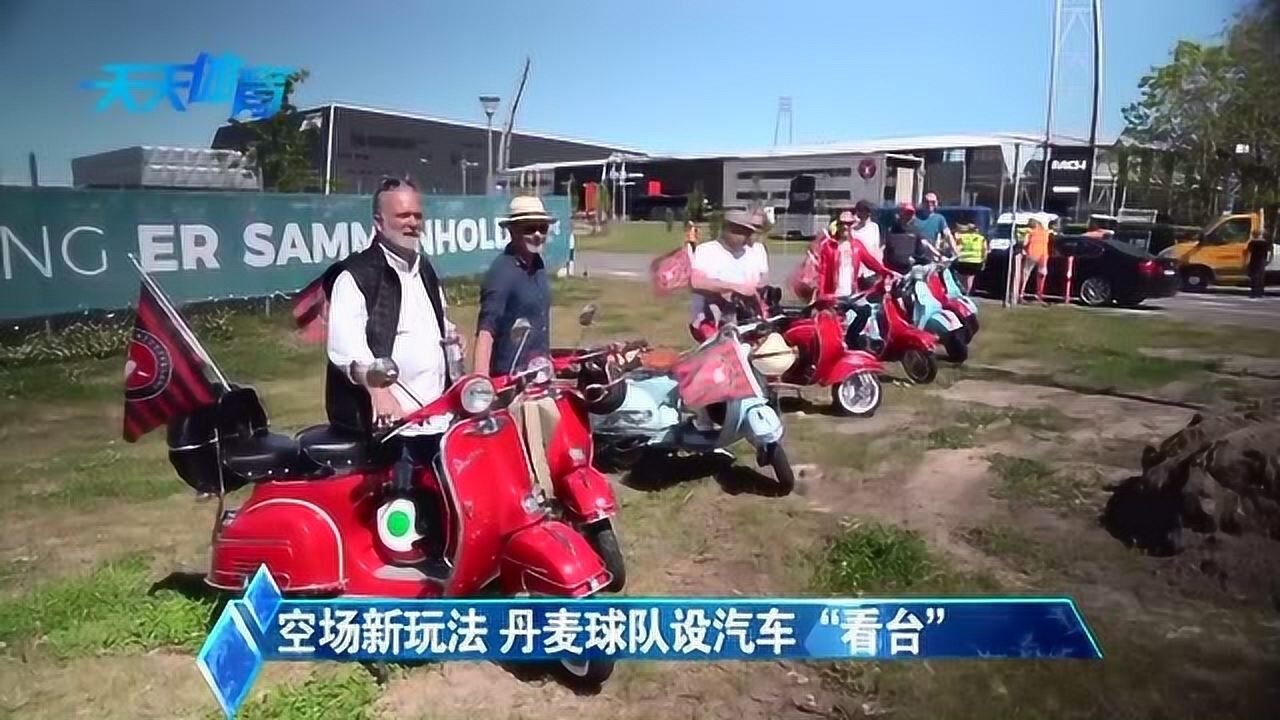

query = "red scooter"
[[750, 288, 884, 417], [494, 336, 645, 594], [857, 276, 941, 385], [171, 355, 618, 686]]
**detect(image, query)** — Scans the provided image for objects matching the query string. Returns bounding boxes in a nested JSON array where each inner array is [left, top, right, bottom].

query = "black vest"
[[322, 238, 451, 437]]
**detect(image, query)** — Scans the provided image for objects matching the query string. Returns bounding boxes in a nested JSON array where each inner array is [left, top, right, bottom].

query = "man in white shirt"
[[688, 210, 767, 341], [849, 200, 883, 291], [324, 177, 460, 474]]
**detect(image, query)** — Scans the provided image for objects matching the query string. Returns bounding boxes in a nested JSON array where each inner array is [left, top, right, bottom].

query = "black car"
[[973, 234, 1180, 307]]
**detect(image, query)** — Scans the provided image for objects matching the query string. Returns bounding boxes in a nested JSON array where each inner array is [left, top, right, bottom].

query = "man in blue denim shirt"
[[472, 196, 555, 376]]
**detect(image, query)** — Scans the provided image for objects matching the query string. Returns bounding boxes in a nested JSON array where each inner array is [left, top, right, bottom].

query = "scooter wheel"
[[832, 372, 882, 417], [767, 443, 795, 497], [556, 658, 616, 688], [944, 333, 969, 364], [902, 350, 938, 384], [586, 521, 626, 593]]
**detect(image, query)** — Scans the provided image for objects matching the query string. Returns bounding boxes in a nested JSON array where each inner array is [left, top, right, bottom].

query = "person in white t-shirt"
[[689, 210, 766, 341], [849, 200, 883, 291]]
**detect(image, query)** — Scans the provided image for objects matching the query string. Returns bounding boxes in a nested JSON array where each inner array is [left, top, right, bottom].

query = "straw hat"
[[499, 195, 557, 228]]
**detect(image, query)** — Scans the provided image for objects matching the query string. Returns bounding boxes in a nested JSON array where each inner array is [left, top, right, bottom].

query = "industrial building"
[[70, 146, 261, 190], [505, 131, 1121, 227], [209, 102, 639, 196]]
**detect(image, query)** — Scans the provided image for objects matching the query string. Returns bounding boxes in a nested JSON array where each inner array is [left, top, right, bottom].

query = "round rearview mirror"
[[578, 303, 598, 327], [363, 357, 400, 389], [511, 318, 532, 340]]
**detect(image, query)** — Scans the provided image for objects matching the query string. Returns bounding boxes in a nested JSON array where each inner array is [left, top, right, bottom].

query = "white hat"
[[499, 195, 557, 228]]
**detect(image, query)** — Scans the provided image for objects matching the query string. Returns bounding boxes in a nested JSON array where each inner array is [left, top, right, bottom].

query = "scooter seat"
[[222, 431, 320, 482], [297, 424, 393, 472]]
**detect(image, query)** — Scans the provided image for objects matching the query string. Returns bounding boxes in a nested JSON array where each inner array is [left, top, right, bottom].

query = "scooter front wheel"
[[557, 658, 616, 688], [586, 520, 626, 593], [832, 372, 882, 417], [902, 349, 938, 384], [764, 442, 795, 496], [943, 332, 969, 364]]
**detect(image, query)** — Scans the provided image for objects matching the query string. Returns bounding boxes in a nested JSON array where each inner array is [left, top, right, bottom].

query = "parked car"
[[974, 234, 1180, 307]]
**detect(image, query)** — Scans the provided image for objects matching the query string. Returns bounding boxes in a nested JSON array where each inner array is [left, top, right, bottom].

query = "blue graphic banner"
[[198, 566, 1102, 717]]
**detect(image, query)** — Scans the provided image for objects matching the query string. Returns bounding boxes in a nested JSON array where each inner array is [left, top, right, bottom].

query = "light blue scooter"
[[902, 264, 970, 364], [584, 319, 795, 496]]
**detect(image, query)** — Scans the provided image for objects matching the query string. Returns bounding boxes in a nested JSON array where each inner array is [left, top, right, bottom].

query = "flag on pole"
[[650, 246, 692, 296], [123, 259, 227, 442], [670, 336, 761, 409], [292, 273, 330, 344]]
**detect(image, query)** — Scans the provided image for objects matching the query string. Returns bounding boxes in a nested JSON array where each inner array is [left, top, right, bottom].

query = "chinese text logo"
[[81, 52, 297, 119]]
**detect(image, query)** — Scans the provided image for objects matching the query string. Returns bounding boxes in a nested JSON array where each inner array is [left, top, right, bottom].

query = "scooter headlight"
[[525, 355, 554, 386], [460, 377, 496, 415]]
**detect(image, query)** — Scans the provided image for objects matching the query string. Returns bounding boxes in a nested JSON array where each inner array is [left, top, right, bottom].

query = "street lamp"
[[460, 157, 481, 195], [480, 95, 500, 196]]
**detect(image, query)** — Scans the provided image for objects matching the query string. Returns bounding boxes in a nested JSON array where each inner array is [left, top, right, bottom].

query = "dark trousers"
[[844, 303, 873, 349], [1249, 259, 1267, 297], [392, 433, 445, 555]]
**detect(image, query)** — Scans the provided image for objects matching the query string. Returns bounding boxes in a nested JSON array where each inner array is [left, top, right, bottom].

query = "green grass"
[[927, 425, 977, 449], [987, 453, 1093, 510], [810, 522, 997, 595], [573, 221, 692, 254], [0, 554, 213, 657], [220, 668, 381, 720], [4, 447, 179, 509]]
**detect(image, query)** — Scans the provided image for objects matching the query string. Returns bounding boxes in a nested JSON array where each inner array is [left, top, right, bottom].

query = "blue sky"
[[0, 0, 1248, 186]]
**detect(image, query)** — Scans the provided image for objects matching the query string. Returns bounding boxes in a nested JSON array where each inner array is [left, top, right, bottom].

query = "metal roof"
[[505, 131, 1118, 172], [305, 101, 646, 154]]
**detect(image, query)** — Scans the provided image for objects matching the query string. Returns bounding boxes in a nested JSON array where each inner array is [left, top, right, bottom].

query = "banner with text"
[[197, 566, 1103, 718], [0, 187, 572, 321]]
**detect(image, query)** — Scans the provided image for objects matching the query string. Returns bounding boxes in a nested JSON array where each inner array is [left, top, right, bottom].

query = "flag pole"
[[127, 254, 232, 391]]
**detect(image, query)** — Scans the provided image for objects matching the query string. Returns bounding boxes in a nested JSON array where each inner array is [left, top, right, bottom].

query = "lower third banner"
[[198, 566, 1103, 716]]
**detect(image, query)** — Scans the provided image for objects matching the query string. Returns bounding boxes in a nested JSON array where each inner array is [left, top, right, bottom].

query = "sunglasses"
[[516, 223, 550, 235]]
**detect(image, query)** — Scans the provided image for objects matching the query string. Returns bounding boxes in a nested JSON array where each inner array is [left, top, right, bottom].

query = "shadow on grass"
[[621, 450, 792, 498]]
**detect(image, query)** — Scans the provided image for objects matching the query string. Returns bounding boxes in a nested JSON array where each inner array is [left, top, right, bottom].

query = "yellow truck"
[[1159, 207, 1280, 290]]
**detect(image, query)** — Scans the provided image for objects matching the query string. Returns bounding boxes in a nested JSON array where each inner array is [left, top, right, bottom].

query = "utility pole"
[[1040, 0, 1063, 211]]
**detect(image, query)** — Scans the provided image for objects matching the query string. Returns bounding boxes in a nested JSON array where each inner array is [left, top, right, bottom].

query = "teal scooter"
[[580, 313, 795, 496], [901, 264, 970, 364]]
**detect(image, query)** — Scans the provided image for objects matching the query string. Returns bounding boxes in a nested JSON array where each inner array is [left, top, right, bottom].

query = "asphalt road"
[[574, 250, 1280, 332]]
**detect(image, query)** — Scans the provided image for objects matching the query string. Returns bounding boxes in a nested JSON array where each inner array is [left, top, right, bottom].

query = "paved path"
[[574, 250, 1280, 332]]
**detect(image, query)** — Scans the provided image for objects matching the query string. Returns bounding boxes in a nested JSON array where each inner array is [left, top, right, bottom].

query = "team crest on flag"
[[125, 329, 175, 401]]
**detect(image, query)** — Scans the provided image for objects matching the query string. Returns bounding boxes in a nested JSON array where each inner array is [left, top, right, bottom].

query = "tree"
[[229, 69, 322, 193], [1121, 1, 1280, 221]]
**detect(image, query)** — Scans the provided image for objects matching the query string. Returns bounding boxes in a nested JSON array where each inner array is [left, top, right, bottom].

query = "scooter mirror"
[[511, 318, 532, 343], [578, 303, 598, 327], [359, 357, 400, 389]]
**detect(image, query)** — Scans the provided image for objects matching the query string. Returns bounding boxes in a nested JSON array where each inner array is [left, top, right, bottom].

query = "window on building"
[[736, 167, 853, 180], [943, 149, 966, 163]]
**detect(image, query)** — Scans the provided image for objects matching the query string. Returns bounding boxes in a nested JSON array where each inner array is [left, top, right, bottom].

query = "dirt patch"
[[0, 493, 215, 596], [0, 652, 315, 719], [935, 379, 1196, 441]]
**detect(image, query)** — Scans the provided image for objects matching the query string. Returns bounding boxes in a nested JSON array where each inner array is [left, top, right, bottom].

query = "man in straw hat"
[[473, 195, 557, 376], [688, 209, 768, 342]]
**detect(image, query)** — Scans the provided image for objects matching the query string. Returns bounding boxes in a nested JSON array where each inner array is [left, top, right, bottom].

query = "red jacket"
[[810, 234, 892, 299]]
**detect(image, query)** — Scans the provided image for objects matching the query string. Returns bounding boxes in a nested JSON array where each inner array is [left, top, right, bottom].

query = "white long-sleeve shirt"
[[326, 246, 456, 435]]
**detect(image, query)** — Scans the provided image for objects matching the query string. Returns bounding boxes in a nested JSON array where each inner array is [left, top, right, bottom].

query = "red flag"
[[292, 274, 329, 344], [650, 246, 692, 296], [788, 246, 820, 302], [123, 281, 220, 442], [670, 336, 761, 409]]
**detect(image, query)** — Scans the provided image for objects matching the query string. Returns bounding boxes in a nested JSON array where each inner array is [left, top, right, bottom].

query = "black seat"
[[223, 431, 322, 482], [297, 424, 395, 472]]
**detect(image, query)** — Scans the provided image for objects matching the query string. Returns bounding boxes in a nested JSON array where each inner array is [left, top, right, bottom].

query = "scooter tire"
[[768, 443, 796, 497], [587, 521, 627, 593], [944, 332, 969, 364], [556, 658, 616, 688], [902, 349, 938, 384], [831, 372, 882, 418]]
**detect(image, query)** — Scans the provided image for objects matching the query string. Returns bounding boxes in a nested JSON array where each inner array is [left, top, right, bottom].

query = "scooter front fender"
[[734, 396, 785, 447], [500, 520, 611, 597], [926, 310, 964, 335], [555, 466, 618, 522], [817, 351, 884, 385]]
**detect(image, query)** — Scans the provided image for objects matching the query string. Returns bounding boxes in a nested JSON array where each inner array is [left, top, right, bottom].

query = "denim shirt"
[[477, 244, 551, 376]]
